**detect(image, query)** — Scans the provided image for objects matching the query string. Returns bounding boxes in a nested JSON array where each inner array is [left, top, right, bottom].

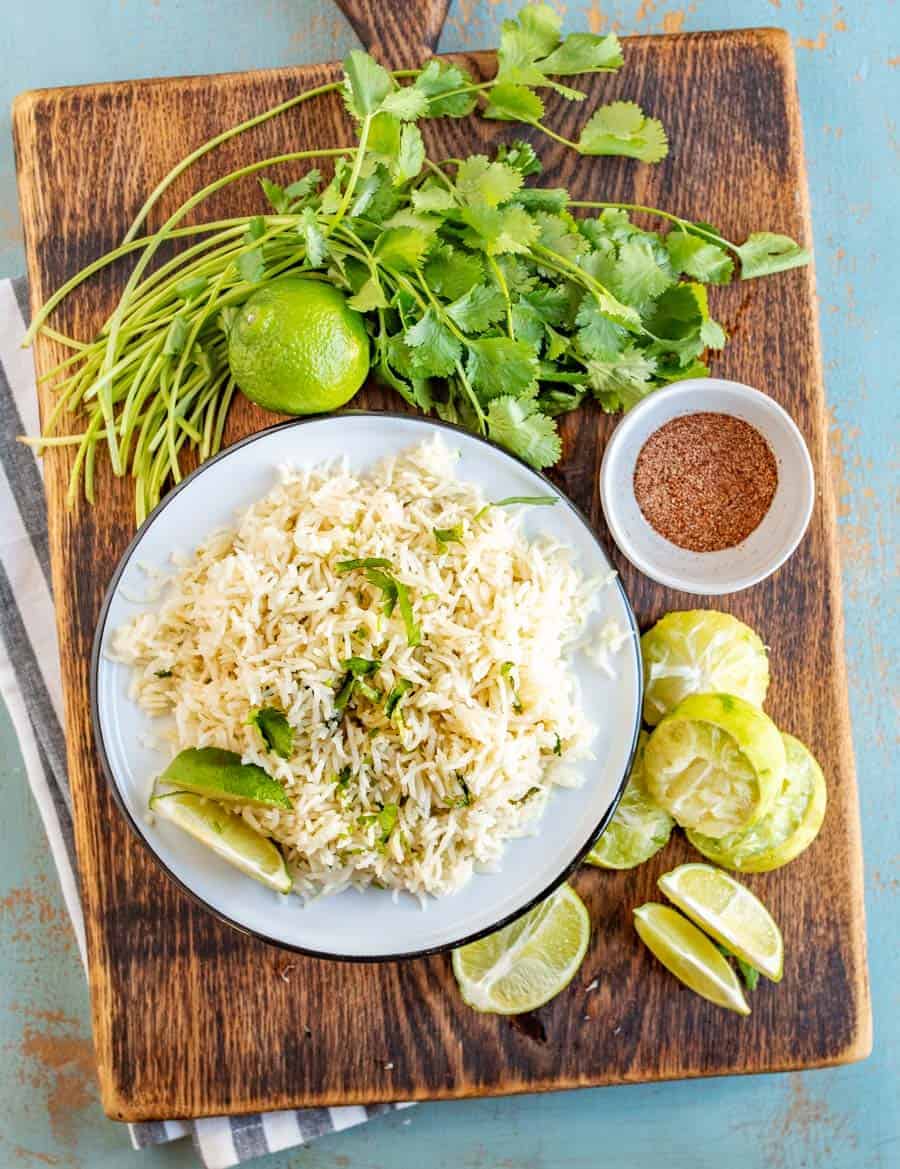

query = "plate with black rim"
[[91, 412, 641, 960]]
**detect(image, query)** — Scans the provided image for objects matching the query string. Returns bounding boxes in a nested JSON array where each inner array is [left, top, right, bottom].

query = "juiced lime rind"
[[586, 732, 674, 869], [657, 863, 784, 982], [687, 733, 827, 872], [633, 902, 750, 1015], [150, 791, 292, 893], [451, 884, 590, 1015], [641, 611, 770, 727], [643, 693, 785, 837], [160, 746, 292, 809], [228, 277, 369, 415]]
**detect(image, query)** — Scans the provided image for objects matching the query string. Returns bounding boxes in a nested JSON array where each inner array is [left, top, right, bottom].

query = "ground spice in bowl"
[[633, 412, 778, 552]]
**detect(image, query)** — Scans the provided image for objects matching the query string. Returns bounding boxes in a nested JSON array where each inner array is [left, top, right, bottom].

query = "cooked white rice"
[[113, 438, 613, 900]]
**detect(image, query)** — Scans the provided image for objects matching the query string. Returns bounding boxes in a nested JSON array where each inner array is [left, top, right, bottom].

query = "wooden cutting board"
[[12, 8, 871, 1122]]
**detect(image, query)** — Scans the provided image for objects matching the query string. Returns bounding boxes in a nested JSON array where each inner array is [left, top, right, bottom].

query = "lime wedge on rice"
[[160, 747, 292, 809], [633, 902, 750, 1015], [643, 693, 785, 837], [658, 863, 784, 982], [641, 611, 769, 727], [687, 733, 826, 872], [452, 884, 590, 1014], [150, 791, 292, 893], [586, 732, 674, 869]]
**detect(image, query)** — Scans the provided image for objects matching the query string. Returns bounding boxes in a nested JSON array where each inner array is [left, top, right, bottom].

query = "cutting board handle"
[[334, 0, 452, 68]]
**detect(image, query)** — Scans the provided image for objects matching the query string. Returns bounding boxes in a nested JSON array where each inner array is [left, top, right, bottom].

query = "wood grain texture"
[[12, 28, 871, 1123], [334, 0, 452, 64]]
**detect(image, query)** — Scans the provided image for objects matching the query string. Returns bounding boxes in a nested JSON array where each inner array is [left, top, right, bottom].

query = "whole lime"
[[228, 277, 369, 414]]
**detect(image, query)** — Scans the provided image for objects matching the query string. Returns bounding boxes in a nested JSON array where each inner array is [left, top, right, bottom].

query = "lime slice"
[[159, 747, 292, 809], [641, 611, 769, 726], [633, 902, 750, 1014], [452, 885, 590, 1014], [643, 693, 785, 837], [586, 733, 674, 869], [150, 791, 292, 893], [658, 863, 783, 982], [687, 733, 826, 872]]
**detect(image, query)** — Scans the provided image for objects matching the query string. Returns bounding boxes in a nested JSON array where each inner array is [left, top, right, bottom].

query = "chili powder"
[[633, 412, 778, 553]]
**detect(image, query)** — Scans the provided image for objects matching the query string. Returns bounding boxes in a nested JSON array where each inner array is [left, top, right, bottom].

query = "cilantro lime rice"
[[113, 439, 617, 899]]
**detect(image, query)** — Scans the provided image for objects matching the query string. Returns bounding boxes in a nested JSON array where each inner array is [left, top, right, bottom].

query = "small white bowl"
[[600, 379, 815, 595]]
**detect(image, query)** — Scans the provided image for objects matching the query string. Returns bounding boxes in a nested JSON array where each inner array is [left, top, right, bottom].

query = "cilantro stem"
[[326, 116, 372, 237], [487, 255, 515, 339], [121, 80, 345, 244]]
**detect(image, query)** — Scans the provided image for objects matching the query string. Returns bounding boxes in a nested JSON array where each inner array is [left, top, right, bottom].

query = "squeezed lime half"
[[641, 611, 769, 726], [586, 732, 674, 869]]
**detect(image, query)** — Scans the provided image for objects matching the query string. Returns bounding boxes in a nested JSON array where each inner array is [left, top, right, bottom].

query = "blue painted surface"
[[0, 2, 897, 1167]]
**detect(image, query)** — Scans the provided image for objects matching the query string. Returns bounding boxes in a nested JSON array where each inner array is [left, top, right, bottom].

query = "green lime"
[[150, 791, 292, 893], [633, 902, 750, 1014], [641, 611, 769, 726], [658, 863, 783, 982], [687, 733, 827, 872], [585, 732, 674, 869], [228, 277, 369, 414], [451, 884, 590, 1014], [643, 693, 785, 837], [159, 747, 292, 809]]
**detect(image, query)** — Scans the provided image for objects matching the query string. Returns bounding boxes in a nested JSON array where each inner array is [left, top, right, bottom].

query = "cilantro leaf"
[[412, 183, 457, 214], [248, 705, 295, 759], [298, 207, 327, 268], [484, 83, 544, 123], [384, 679, 413, 717], [393, 124, 425, 185], [175, 275, 208, 302], [587, 345, 658, 411], [346, 276, 388, 311], [260, 177, 289, 213], [236, 246, 265, 284], [445, 283, 508, 332], [284, 170, 321, 205], [163, 314, 189, 357], [736, 232, 811, 279], [613, 237, 676, 306], [380, 86, 429, 121], [424, 245, 484, 299], [373, 226, 430, 272], [459, 205, 540, 256], [575, 297, 628, 359], [578, 101, 669, 162], [341, 656, 382, 677], [342, 50, 393, 119], [434, 524, 464, 549], [336, 557, 392, 573], [536, 210, 589, 262], [405, 309, 462, 377], [466, 337, 538, 400], [486, 396, 561, 468], [414, 59, 478, 118], [495, 140, 543, 177], [666, 231, 734, 284], [455, 156, 524, 207], [538, 32, 623, 75]]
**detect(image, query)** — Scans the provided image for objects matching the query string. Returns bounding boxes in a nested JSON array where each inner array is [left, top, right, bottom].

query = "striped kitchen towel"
[[0, 276, 411, 1168]]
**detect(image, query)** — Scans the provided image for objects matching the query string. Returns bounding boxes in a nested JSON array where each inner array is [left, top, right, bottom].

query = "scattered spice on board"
[[633, 413, 778, 553]]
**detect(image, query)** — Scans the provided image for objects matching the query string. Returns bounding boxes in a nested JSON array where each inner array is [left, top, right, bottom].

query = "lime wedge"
[[586, 732, 674, 869], [160, 747, 292, 809], [633, 902, 750, 1014], [641, 611, 769, 726], [643, 693, 785, 837], [150, 791, 292, 893], [687, 733, 827, 872], [452, 884, 590, 1014], [658, 863, 783, 982]]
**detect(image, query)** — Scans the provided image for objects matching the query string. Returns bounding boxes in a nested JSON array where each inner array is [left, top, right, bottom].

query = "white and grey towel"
[[0, 276, 410, 1168]]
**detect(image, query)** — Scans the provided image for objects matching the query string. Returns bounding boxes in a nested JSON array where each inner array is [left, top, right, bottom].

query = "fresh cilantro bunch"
[[27, 2, 810, 514]]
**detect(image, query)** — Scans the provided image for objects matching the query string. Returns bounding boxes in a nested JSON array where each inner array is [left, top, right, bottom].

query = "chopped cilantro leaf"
[[434, 524, 464, 549], [248, 705, 295, 759]]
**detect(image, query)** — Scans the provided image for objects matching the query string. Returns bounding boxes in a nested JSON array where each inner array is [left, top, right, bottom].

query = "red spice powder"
[[633, 412, 778, 552]]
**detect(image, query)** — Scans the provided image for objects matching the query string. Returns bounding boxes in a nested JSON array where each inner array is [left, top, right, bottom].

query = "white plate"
[[92, 414, 641, 959]]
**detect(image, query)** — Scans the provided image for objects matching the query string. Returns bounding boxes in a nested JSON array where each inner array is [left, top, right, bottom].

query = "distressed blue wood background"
[[0, 2, 896, 1166]]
